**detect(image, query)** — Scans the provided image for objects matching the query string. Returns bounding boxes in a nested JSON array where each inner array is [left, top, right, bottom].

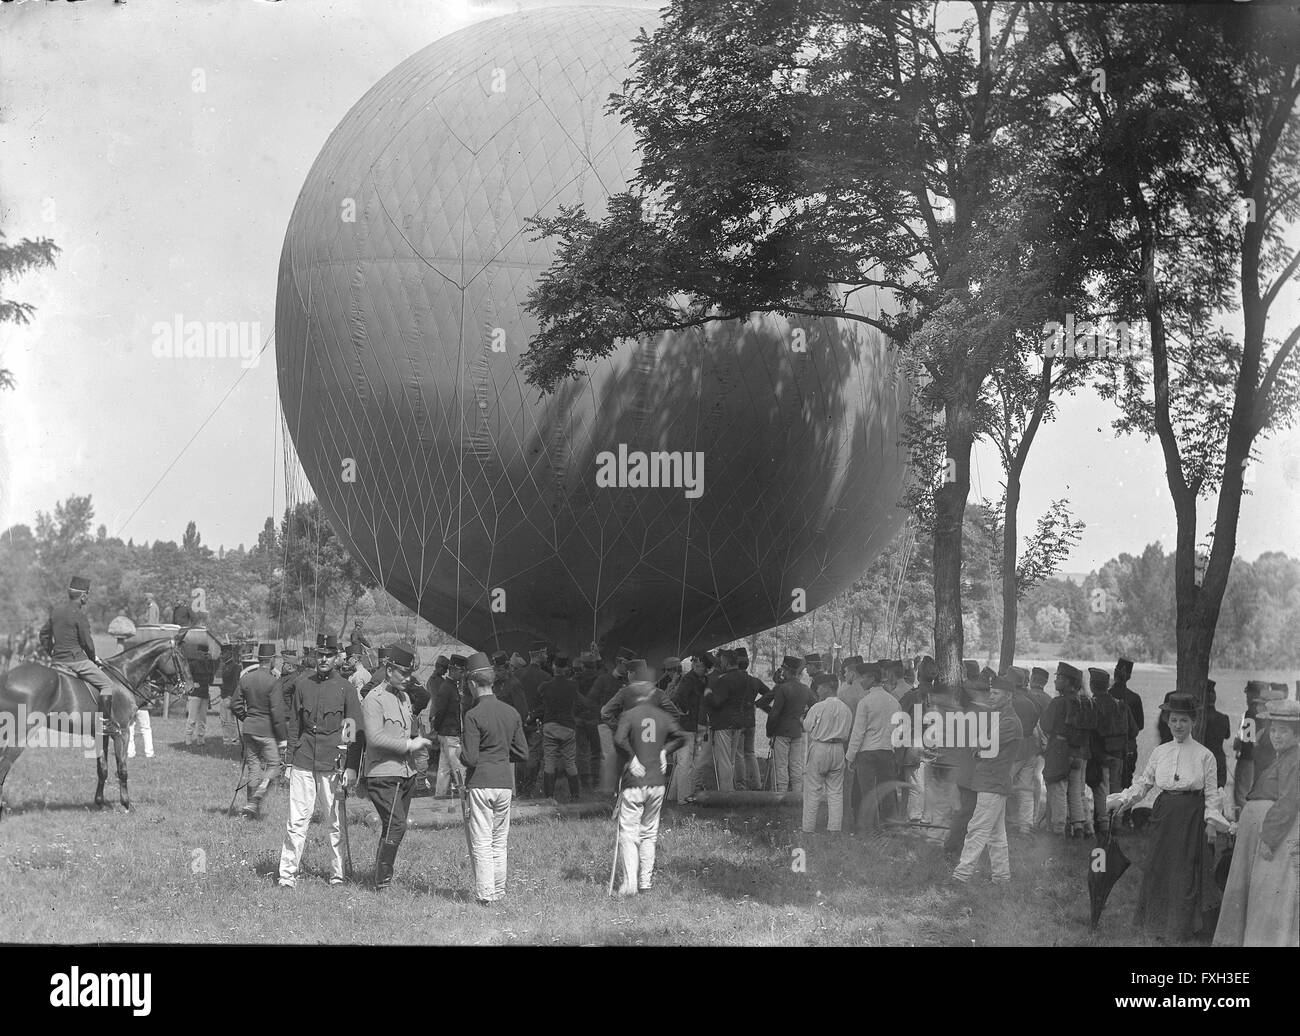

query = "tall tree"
[[521, 1, 1085, 687], [1042, 4, 1300, 724], [0, 229, 60, 391]]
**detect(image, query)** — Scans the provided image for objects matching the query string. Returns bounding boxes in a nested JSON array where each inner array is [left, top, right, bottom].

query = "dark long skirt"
[[1135, 790, 1205, 940]]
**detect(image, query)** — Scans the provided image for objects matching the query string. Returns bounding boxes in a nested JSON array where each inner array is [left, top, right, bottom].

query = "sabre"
[[333, 745, 354, 881], [606, 769, 624, 896]]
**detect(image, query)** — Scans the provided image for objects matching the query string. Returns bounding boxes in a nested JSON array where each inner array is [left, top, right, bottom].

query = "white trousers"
[[435, 735, 464, 797], [184, 697, 207, 743], [127, 709, 154, 758], [671, 734, 696, 803], [467, 787, 512, 902], [278, 767, 344, 885], [616, 785, 666, 894], [954, 791, 1010, 882]]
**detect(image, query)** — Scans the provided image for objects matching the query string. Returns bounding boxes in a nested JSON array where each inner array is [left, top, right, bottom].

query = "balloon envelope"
[[275, 5, 912, 662]]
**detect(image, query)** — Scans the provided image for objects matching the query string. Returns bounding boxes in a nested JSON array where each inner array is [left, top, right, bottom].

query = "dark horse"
[[0, 632, 191, 819]]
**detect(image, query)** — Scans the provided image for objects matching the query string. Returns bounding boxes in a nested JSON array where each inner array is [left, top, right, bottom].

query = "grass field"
[[1, 659, 1293, 945]]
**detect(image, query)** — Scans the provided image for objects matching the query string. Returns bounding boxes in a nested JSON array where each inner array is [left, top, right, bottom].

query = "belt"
[[819, 738, 847, 745], [1162, 788, 1204, 797]]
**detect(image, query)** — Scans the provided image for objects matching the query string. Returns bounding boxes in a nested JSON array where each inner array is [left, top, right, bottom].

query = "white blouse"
[[1114, 737, 1220, 814]]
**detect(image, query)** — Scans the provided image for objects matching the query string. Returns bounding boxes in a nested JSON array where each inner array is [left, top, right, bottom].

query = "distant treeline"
[[1, 495, 1295, 668]]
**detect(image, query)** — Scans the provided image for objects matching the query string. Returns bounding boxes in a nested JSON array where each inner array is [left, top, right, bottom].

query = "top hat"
[[68, 576, 91, 593], [386, 643, 417, 670], [781, 655, 804, 672], [1159, 692, 1201, 717], [258, 643, 276, 660], [465, 651, 493, 675]]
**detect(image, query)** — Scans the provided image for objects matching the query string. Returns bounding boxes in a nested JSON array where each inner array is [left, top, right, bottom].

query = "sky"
[[0, 0, 1297, 573]]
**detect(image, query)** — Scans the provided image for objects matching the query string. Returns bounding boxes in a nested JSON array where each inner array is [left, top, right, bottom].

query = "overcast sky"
[[1, 0, 1296, 572]]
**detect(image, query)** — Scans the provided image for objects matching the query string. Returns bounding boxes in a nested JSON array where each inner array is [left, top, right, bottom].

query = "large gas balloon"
[[275, 4, 911, 662]]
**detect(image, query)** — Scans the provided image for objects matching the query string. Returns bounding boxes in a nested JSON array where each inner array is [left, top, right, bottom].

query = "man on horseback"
[[39, 577, 114, 710]]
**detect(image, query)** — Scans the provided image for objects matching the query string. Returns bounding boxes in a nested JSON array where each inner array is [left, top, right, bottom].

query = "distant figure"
[[144, 593, 160, 626], [172, 599, 195, 626], [186, 644, 212, 749], [1, 633, 12, 671], [349, 620, 371, 651]]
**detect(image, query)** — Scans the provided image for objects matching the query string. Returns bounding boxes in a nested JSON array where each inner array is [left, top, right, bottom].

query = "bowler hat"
[[68, 576, 91, 593], [1159, 692, 1200, 717], [465, 651, 493, 675]]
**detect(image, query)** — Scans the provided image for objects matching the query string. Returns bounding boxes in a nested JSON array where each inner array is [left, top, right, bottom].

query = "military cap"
[[465, 651, 493, 675], [529, 641, 549, 660], [491, 650, 509, 666], [1007, 666, 1029, 689], [1088, 667, 1109, 693], [841, 655, 864, 671], [376, 645, 390, 661], [258, 643, 276, 660], [239, 644, 258, 662], [448, 653, 468, 668], [804, 652, 822, 664], [733, 646, 749, 661], [344, 643, 363, 658], [781, 655, 804, 672], [317, 633, 339, 653], [978, 666, 997, 684], [1056, 661, 1082, 682], [69, 576, 91, 593], [1030, 666, 1049, 686], [1265, 699, 1300, 723], [387, 643, 417, 670], [1116, 655, 1134, 669], [990, 672, 1018, 693]]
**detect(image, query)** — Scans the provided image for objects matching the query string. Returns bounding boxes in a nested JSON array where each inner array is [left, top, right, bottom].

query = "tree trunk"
[[933, 397, 975, 689], [998, 468, 1021, 673]]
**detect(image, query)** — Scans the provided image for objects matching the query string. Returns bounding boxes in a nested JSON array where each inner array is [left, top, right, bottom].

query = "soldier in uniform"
[[766, 655, 813, 794], [593, 649, 634, 793], [186, 643, 214, 750], [1113, 656, 1143, 790], [361, 643, 431, 890], [429, 654, 468, 798], [231, 644, 287, 819], [806, 652, 837, 701], [668, 653, 707, 802], [461, 650, 530, 905], [612, 679, 687, 895], [1037, 662, 1091, 837], [531, 655, 582, 800], [39, 576, 115, 722], [734, 647, 764, 790], [360, 646, 391, 696], [340, 644, 371, 692], [574, 652, 603, 791], [514, 643, 551, 795], [277, 636, 363, 888], [349, 620, 372, 654]]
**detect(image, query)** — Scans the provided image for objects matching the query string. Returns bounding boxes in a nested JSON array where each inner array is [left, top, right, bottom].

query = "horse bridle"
[[101, 643, 189, 709]]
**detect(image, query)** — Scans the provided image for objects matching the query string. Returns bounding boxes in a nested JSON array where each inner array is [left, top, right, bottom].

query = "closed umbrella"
[[1088, 823, 1133, 928]]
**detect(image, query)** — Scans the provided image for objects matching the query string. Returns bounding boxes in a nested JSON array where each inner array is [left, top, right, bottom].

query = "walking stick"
[[226, 719, 250, 817], [452, 768, 477, 892], [333, 746, 354, 881], [607, 769, 625, 896]]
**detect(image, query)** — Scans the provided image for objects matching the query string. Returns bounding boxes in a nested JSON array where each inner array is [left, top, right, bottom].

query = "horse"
[[0, 631, 192, 819]]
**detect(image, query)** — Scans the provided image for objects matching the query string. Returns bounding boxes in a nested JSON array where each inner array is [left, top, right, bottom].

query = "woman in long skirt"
[[1109, 692, 1221, 941], [1214, 698, 1300, 947]]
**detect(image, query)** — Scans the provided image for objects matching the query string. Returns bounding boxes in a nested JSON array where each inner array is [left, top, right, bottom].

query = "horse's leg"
[[95, 712, 109, 808], [0, 746, 26, 823], [114, 720, 130, 812]]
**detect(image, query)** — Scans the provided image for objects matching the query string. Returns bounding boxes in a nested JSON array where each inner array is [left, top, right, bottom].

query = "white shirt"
[[847, 685, 902, 757], [1114, 737, 1220, 814]]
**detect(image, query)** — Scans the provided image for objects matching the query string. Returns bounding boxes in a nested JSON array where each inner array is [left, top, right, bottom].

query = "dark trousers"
[[854, 749, 899, 835], [1122, 747, 1138, 790], [576, 723, 602, 780], [944, 786, 979, 853], [367, 774, 416, 849]]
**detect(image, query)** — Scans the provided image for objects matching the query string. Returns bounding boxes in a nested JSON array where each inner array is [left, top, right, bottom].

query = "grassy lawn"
[[3, 658, 1291, 945]]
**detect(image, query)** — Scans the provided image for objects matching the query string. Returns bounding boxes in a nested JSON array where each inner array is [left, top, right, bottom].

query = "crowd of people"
[[19, 575, 1298, 940]]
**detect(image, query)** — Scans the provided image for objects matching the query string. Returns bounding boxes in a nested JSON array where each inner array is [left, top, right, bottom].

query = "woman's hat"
[[1160, 692, 1201, 717], [1265, 699, 1300, 723]]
